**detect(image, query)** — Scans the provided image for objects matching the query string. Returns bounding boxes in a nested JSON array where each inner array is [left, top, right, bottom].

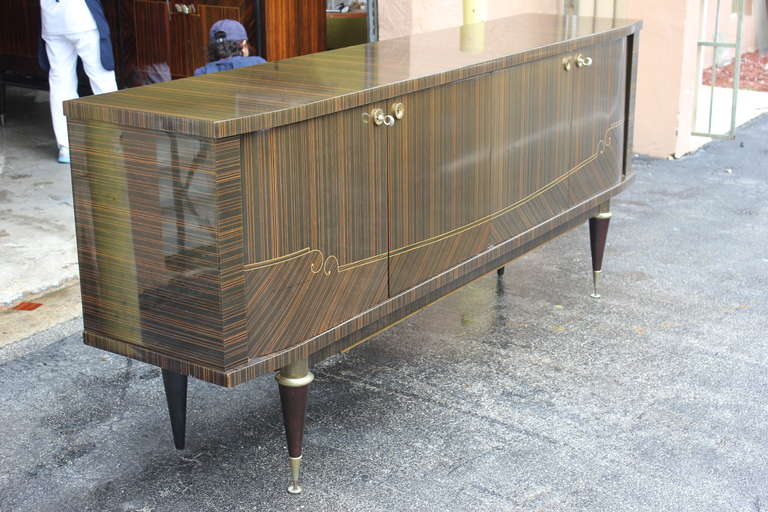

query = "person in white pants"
[[40, 0, 117, 163]]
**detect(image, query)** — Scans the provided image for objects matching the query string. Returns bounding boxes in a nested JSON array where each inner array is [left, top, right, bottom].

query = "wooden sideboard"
[[0, 0, 324, 85], [65, 13, 642, 493]]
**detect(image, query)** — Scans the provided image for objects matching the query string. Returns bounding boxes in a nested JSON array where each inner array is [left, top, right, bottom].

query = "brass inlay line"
[[243, 247, 311, 271], [391, 119, 623, 258], [244, 120, 623, 275]]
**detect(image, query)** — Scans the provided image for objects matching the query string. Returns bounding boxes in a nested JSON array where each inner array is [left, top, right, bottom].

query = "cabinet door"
[[387, 75, 493, 296], [242, 106, 388, 357], [134, 0, 171, 71], [568, 38, 627, 204], [489, 52, 574, 246], [169, 8, 204, 77]]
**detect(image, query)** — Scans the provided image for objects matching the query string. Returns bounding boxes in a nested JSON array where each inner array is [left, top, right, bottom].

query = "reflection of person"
[[39, 0, 118, 164], [194, 20, 266, 76]]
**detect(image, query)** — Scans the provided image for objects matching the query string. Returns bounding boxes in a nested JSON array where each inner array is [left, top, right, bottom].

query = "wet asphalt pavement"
[[1, 115, 767, 511]]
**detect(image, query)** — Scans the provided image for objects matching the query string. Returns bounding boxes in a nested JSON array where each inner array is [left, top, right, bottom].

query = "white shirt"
[[40, 0, 97, 37]]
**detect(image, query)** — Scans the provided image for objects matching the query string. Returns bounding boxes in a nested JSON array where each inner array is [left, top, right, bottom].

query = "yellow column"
[[463, 0, 487, 24], [461, 0, 487, 52]]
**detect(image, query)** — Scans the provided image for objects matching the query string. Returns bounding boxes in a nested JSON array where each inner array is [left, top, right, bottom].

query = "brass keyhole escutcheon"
[[576, 54, 593, 68], [563, 57, 573, 71], [391, 103, 405, 120]]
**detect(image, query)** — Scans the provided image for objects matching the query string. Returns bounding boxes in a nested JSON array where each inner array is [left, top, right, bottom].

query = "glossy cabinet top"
[[65, 13, 641, 138]]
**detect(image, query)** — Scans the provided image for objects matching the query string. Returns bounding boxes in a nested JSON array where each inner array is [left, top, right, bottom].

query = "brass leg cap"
[[287, 455, 303, 494], [590, 270, 601, 299]]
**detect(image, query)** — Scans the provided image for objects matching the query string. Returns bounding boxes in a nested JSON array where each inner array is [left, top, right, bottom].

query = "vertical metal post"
[[730, 0, 745, 134], [367, 0, 379, 42], [708, 0, 723, 134], [692, 0, 746, 139]]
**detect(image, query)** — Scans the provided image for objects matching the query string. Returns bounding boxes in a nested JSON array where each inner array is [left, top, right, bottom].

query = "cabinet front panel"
[[243, 106, 388, 356], [388, 75, 493, 296], [568, 38, 627, 205], [489, 52, 574, 246]]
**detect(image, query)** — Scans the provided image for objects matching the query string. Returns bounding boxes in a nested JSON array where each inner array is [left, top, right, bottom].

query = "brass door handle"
[[576, 54, 593, 67], [391, 102, 404, 120], [371, 108, 396, 126], [371, 108, 385, 126]]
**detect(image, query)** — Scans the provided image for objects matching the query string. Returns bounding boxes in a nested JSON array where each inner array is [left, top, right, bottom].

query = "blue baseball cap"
[[209, 19, 248, 43]]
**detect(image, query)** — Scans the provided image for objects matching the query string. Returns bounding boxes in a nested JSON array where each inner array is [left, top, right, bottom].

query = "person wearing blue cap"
[[194, 20, 267, 76], [39, 0, 118, 164]]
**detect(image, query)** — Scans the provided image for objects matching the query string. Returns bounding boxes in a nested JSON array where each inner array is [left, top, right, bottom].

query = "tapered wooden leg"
[[161, 369, 188, 450], [276, 358, 314, 494], [588, 210, 612, 299], [497, 266, 505, 276]]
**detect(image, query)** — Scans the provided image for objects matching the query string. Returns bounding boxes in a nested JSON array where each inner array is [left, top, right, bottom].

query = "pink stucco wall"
[[378, 0, 759, 157]]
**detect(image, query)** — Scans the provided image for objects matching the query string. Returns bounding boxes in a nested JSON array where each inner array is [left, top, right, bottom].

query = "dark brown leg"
[[161, 369, 188, 450], [276, 358, 314, 494], [497, 266, 505, 276], [588, 209, 612, 299]]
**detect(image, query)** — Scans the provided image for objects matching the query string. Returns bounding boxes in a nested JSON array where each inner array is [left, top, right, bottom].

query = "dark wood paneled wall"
[[0, 0, 324, 85], [264, 0, 325, 62]]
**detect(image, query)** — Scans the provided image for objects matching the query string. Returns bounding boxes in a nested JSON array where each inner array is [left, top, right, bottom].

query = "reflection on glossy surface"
[[70, 121, 227, 367], [68, 13, 641, 385], [66, 14, 639, 137]]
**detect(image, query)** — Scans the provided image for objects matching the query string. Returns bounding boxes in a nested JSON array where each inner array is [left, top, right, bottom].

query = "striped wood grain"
[[388, 74, 493, 295], [241, 104, 388, 356], [70, 121, 245, 370], [64, 14, 642, 139], [72, 19, 642, 386]]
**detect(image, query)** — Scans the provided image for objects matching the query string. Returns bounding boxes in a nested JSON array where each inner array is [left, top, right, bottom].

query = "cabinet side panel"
[[242, 106, 387, 356], [70, 121, 227, 368], [623, 32, 639, 176]]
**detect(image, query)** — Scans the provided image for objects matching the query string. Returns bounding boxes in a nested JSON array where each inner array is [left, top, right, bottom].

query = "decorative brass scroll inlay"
[[244, 120, 624, 275]]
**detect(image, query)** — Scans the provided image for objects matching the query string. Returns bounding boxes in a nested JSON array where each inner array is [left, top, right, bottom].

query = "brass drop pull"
[[563, 57, 573, 72], [576, 54, 593, 68], [371, 108, 395, 127], [391, 102, 404, 120]]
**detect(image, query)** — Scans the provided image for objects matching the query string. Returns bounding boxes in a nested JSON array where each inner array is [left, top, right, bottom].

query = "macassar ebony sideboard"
[[65, 13, 642, 494]]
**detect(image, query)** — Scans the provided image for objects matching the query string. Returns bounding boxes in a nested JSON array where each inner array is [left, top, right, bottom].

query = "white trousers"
[[43, 29, 117, 149]]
